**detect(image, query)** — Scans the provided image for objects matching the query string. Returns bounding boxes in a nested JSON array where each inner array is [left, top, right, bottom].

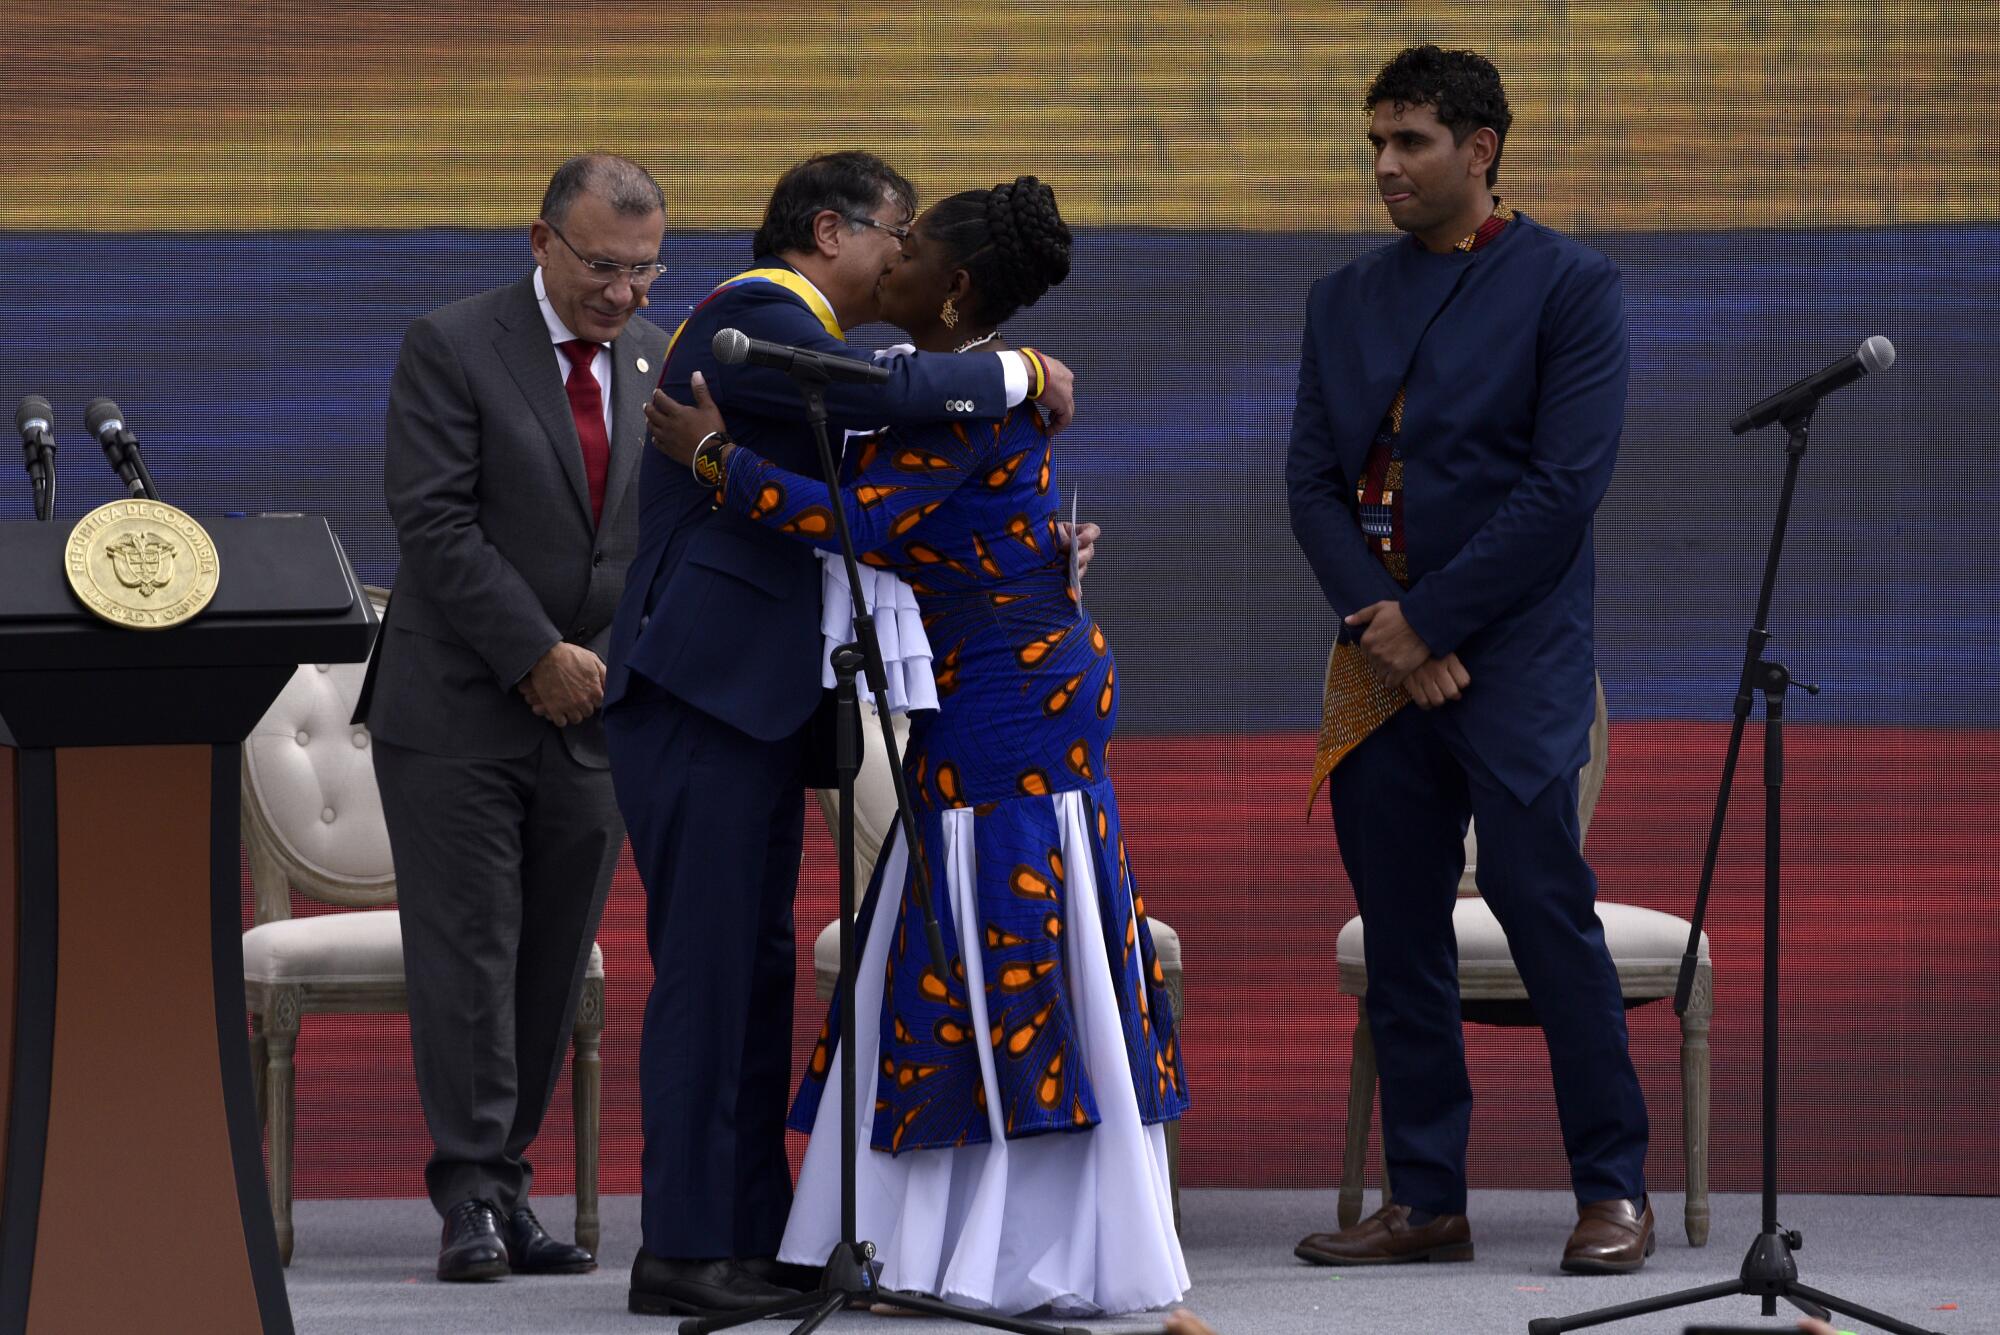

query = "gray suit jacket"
[[355, 274, 670, 768]]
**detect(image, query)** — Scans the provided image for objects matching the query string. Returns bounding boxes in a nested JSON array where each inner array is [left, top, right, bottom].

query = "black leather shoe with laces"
[[740, 1256, 823, 1292], [505, 1205, 597, 1274], [629, 1251, 799, 1316], [438, 1199, 509, 1282]]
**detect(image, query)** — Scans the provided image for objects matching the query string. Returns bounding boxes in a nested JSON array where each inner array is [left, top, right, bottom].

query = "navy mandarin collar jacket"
[[1287, 214, 1629, 804]]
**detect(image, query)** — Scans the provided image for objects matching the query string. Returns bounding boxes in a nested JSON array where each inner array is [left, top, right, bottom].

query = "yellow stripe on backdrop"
[[5, 0, 1996, 233]]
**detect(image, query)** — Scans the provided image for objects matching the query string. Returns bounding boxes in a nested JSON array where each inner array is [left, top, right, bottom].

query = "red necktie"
[[559, 339, 610, 526]]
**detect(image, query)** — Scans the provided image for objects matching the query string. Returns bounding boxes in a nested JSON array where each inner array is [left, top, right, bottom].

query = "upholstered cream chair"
[[1334, 678, 1712, 1245], [240, 588, 605, 1264], [809, 714, 1186, 1223]]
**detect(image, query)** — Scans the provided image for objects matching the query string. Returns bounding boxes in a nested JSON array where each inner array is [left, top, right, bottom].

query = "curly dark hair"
[[922, 175, 1072, 326], [1365, 45, 1513, 187], [752, 150, 917, 259]]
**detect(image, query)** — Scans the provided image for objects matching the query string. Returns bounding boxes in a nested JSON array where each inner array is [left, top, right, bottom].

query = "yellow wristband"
[[1020, 348, 1048, 400]]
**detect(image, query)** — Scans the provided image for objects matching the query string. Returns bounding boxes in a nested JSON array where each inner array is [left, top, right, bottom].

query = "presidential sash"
[[663, 266, 844, 365]]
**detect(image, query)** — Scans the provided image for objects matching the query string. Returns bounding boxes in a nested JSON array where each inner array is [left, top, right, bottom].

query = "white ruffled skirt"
[[778, 792, 1189, 1316]]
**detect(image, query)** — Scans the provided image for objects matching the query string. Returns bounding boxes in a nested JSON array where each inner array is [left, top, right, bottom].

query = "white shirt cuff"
[[998, 351, 1029, 407]]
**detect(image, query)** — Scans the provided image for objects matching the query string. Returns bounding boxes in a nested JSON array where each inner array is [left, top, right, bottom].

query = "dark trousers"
[[605, 678, 804, 1260], [1327, 704, 1649, 1215], [373, 732, 621, 1216]]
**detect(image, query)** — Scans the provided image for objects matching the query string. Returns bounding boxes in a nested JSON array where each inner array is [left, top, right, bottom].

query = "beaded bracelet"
[[691, 431, 731, 489]]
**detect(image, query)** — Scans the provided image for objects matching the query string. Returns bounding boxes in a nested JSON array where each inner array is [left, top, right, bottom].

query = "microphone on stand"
[[84, 397, 159, 500], [1730, 335, 1896, 435], [14, 394, 58, 521], [713, 327, 889, 385]]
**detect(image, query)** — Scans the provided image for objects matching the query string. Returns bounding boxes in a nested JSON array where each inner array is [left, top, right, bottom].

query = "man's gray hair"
[[540, 153, 665, 225]]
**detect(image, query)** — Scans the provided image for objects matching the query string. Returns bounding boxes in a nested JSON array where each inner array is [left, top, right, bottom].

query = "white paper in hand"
[[1068, 491, 1083, 614]]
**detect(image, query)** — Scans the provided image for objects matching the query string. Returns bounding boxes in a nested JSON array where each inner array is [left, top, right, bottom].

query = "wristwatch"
[[692, 431, 731, 488]]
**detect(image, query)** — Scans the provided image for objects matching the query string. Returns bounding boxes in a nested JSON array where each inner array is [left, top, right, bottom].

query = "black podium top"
[[0, 515, 377, 747]]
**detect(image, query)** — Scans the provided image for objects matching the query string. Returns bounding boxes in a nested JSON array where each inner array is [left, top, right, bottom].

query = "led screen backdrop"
[[5, 2, 1996, 1201]]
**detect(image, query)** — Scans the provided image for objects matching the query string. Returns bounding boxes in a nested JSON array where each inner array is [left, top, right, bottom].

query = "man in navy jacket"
[[1287, 48, 1652, 1274], [605, 151, 1074, 1316]]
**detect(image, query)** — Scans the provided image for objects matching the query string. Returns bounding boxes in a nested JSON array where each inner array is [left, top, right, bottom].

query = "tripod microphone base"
[[818, 1238, 883, 1296], [1530, 1229, 1943, 1334], [673, 1289, 844, 1335], [671, 1236, 1094, 1335], [1738, 1228, 1807, 1304], [671, 1251, 869, 1335]]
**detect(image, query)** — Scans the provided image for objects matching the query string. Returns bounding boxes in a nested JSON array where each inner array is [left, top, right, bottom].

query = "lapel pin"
[[636, 357, 650, 374]]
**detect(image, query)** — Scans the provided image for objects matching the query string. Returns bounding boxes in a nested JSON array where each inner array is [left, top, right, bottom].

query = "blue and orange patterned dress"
[[728, 397, 1189, 1311], [714, 402, 1189, 1167]]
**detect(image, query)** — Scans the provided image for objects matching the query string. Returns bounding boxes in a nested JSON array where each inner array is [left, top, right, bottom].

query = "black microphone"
[[712, 327, 889, 385], [1730, 335, 1896, 435], [15, 394, 58, 521], [84, 397, 158, 499]]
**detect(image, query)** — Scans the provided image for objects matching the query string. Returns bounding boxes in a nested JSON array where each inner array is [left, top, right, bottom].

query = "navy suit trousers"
[[605, 676, 806, 1260], [1328, 704, 1648, 1214]]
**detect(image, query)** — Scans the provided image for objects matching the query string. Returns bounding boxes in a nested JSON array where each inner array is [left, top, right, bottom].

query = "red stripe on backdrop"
[[261, 723, 2000, 1199]]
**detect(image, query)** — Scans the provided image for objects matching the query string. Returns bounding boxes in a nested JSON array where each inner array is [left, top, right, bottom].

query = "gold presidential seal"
[[63, 499, 220, 630]]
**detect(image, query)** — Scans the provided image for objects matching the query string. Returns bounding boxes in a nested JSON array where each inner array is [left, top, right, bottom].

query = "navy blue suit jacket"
[[1286, 215, 1627, 803], [607, 260, 1009, 740]]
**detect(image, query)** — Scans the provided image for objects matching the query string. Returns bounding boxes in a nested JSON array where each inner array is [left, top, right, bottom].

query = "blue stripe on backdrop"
[[3, 226, 1994, 729]]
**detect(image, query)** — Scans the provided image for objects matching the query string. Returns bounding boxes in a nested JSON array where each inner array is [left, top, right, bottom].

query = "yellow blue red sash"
[[663, 267, 844, 365]]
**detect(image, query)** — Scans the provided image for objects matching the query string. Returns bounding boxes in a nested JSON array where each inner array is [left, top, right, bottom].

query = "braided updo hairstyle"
[[924, 175, 1072, 326]]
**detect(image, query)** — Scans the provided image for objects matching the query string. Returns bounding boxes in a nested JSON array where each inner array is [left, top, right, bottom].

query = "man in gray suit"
[[355, 153, 670, 1282]]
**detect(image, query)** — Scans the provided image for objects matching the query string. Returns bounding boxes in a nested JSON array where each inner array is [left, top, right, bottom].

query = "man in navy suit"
[[604, 150, 1075, 1316], [1286, 47, 1652, 1274]]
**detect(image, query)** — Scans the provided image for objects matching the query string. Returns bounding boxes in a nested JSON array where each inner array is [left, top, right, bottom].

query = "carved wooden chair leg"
[[1681, 961, 1713, 1247], [572, 975, 603, 1256], [1339, 1006, 1377, 1229], [248, 1011, 268, 1129], [264, 985, 301, 1266]]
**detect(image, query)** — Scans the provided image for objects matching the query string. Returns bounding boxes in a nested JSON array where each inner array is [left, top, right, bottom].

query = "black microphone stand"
[[27, 450, 55, 522], [15, 402, 56, 521], [683, 366, 1137, 1335], [127, 446, 159, 502], [1531, 411, 1939, 1335], [107, 433, 158, 500]]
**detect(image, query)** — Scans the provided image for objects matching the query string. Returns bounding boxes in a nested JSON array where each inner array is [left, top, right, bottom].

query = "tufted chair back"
[[241, 586, 394, 925]]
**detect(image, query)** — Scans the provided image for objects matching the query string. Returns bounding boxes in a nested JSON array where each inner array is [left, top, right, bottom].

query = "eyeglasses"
[[845, 213, 912, 243], [542, 220, 667, 288]]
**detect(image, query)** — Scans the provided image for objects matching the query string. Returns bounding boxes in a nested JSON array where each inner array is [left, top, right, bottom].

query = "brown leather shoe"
[[1561, 1196, 1656, 1274], [1295, 1203, 1474, 1266]]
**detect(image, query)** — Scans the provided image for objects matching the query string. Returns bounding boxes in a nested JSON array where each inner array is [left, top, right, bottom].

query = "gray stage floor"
[[284, 1189, 1990, 1334]]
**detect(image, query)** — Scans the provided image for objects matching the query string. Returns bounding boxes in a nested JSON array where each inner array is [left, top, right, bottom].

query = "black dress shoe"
[[741, 1256, 824, 1293], [629, 1251, 800, 1317], [505, 1205, 596, 1274], [437, 1199, 509, 1282]]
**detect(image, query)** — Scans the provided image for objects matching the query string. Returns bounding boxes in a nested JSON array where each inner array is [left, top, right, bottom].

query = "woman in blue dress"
[[649, 176, 1188, 1316]]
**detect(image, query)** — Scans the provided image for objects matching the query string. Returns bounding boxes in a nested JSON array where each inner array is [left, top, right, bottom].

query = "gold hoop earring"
[[940, 297, 959, 329]]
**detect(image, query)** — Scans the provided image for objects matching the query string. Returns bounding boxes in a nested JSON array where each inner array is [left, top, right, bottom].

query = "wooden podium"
[[0, 515, 375, 1334]]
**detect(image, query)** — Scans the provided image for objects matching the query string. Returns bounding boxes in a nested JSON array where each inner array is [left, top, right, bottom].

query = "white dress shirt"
[[534, 267, 615, 442]]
